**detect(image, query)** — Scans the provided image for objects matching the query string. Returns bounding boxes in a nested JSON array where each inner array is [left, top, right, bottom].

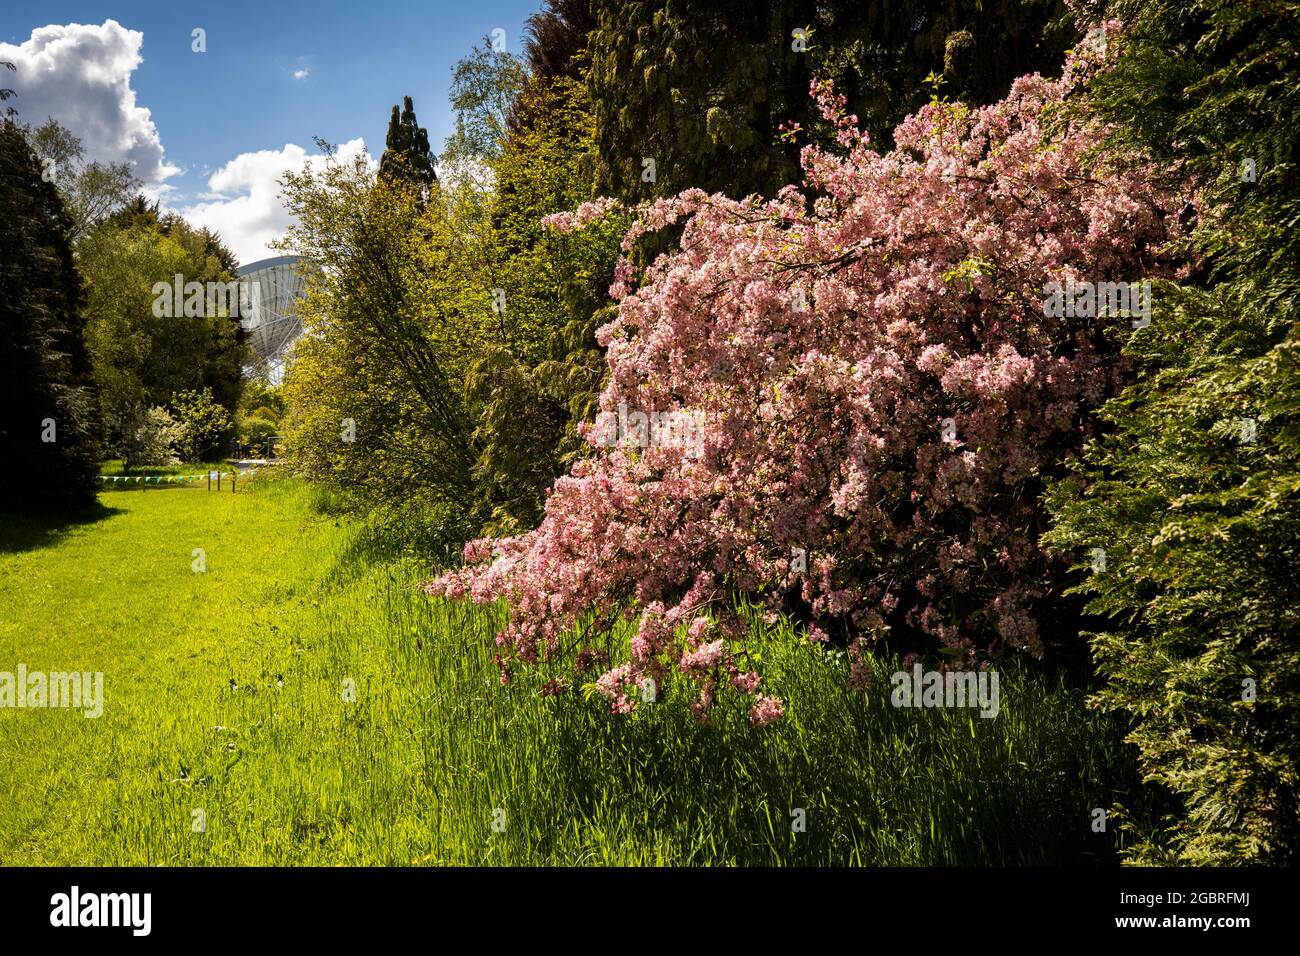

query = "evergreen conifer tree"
[[379, 95, 437, 203], [0, 120, 100, 510]]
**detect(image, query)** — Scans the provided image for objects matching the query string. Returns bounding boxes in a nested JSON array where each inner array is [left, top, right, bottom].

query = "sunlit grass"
[[99, 457, 233, 476], [0, 479, 1145, 864]]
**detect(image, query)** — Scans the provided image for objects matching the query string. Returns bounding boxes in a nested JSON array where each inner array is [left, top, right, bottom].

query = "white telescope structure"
[[235, 255, 309, 382]]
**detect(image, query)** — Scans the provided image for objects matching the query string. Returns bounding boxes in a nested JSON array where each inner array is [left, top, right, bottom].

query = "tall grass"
[[0, 478, 1148, 864]]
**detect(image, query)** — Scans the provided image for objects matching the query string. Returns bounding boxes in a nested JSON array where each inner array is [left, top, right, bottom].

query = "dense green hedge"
[[1045, 0, 1300, 864]]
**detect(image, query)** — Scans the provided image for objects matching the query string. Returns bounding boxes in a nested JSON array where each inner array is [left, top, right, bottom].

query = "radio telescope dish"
[[235, 255, 310, 382]]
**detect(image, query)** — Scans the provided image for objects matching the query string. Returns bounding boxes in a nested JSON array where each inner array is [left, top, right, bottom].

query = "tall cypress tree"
[[0, 120, 100, 510], [378, 95, 437, 200]]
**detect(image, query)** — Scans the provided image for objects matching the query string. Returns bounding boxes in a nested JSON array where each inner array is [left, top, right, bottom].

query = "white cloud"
[[0, 20, 179, 185], [179, 139, 375, 266], [2, 21, 365, 268]]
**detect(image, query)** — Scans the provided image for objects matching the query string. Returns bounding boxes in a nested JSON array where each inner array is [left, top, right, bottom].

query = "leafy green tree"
[[467, 69, 626, 531], [78, 221, 183, 445], [443, 42, 528, 168], [586, 0, 1068, 204], [281, 19, 620, 533], [239, 416, 278, 457], [25, 119, 140, 243], [169, 387, 233, 462], [108, 194, 162, 231], [1046, 287, 1299, 865], [1045, 0, 1300, 864], [280, 144, 478, 508], [447, 3, 624, 531], [0, 119, 100, 509], [239, 377, 286, 426], [156, 214, 247, 414], [78, 212, 247, 451], [1, 61, 17, 121]]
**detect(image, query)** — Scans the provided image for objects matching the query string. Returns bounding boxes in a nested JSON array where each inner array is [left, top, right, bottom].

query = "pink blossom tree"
[[430, 34, 1183, 723]]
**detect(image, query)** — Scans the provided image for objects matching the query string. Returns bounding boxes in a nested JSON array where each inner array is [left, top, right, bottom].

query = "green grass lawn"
[[0, 478, 1148, 864], [98, 458, 234, 476]]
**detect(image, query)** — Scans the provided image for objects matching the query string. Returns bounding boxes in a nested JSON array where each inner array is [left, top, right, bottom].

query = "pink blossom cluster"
[[540, 196, 623, 233], [749, 695, 785, 728], [430, 37, 1181, 723]]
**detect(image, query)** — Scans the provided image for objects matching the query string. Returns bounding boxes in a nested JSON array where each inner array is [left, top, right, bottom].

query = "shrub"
[[170, 387, 232, 462], [122, 405, 179, 469], [431, 38, 1182, 720], [240, 416, 277, 456]]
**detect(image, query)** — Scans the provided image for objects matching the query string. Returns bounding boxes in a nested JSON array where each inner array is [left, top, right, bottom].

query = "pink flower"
[[427, 35, 1181, 715], [679, 639, 726, 675], [749, 695, 785, 727]]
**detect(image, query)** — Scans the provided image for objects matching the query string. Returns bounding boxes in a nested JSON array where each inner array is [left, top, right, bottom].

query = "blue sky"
[[1, 0, 539, 261]]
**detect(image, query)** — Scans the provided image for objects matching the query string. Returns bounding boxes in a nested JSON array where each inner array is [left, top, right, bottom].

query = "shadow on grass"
[[0, 500, 121, 555], [323, 501, 471, 590], [437, 650, 1161, 865], [533, 683, 1139, 866]]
